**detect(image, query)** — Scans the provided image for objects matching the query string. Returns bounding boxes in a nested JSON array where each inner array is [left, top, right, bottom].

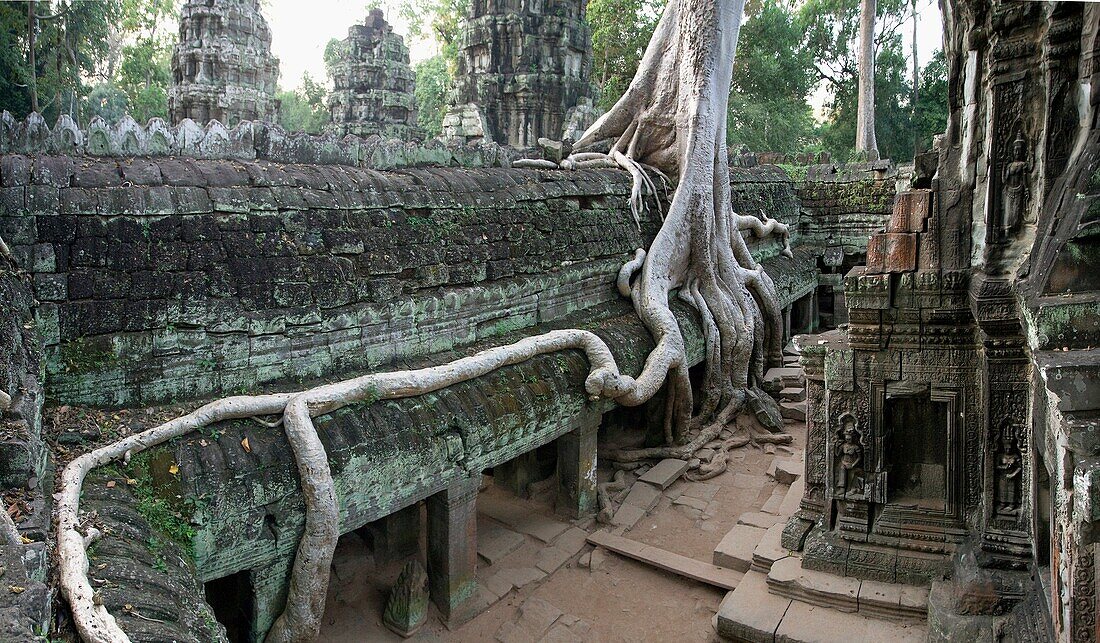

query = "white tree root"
[[58, 331, 641, 643]]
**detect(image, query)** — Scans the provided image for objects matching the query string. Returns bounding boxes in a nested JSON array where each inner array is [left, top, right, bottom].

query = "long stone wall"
[[0, 155, 807, 409], [794, 162, 897, 252]]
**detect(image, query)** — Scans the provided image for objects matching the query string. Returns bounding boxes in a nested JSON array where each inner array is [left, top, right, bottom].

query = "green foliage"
[[415, 55, 452, 138], [587, 0, 665, 110], [399, 0, 469, 52], [111, 449, 200, 559], [276, 73, 330, 134], [0, 0, 174, 123], [727, 0, 818, 152], [912, 49, 948, 153]]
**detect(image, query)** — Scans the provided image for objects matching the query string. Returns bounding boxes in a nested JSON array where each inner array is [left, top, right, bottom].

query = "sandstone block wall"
[[794, 162, 897, 253]]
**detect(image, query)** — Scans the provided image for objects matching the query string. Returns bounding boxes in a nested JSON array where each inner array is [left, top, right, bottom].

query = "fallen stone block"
[[610, 503, 646, 529], [768, 458, 802, 485], [623, 481, 662, 511], [780, 400, 807, 421], [637, 458, 689, 489], [478, 520, 525, 565], [779, 386, 805, 401]]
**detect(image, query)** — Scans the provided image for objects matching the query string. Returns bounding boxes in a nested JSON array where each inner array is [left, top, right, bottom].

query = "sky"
[[261, 0, 945, 93]]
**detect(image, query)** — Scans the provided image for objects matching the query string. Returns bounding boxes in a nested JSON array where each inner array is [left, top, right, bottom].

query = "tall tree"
[[414, 55, 451, 137], [727, 0, 818, 152], [855, 0, 878, 158]]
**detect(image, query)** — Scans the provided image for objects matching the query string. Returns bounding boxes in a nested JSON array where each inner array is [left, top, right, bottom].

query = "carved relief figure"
[[995, 423, 1022, 516], [835, 414, 865, 498], [999, 134, 1031, 239]]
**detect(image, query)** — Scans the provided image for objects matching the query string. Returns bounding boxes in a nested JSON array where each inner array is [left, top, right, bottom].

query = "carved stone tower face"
[[453, 0, 597, 147], [326, 9, 422, 140], [169, 0, 281, 126]]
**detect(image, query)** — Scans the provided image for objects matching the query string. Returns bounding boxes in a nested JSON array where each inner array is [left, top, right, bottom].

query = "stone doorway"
[[883, 394, 950, 512]]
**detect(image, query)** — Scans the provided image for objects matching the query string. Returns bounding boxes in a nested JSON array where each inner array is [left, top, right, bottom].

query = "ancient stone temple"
[[446, 0, 598, 146], [326, 9, 422, 140], [168, 0, 280, 126]]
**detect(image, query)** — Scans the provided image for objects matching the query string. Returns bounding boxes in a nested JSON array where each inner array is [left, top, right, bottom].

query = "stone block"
[[714, 524, 765, 572], [477, 520, 525, 566], [740, 511, 785, 529], [890, 190, 933, 233], [637, 458, 689, 489], [882, 232, 917, 272], [622, 481, 662, 512], [535, 545, 573, 574], [610, 503, 646, 529], [751, 524, 790, 573], [768, 458, 802, 484], [714, 571, 791, 642], [866, 233, 886, 272], [780, 401, 806, 421]]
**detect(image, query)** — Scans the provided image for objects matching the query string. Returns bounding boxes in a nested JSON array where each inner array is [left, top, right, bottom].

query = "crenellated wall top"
[[0, 112, 536, 171]]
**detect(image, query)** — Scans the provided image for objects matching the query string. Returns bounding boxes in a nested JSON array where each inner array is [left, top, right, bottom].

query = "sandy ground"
[[317, 419, 806, 643]]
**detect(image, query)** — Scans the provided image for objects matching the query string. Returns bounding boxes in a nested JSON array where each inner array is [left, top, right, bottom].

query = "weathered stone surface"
[[477, 520, 525, 565], [327, 10, 421, 140], [637, 458, 689, 489], [450, 0, 597, 147], [169, 0, 279, 126], [714, 570, 791, 642], [713, 524, 765, 572]]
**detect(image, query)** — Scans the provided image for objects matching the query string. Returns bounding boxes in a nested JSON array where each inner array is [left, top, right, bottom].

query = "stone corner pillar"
[[556, 408, 601, 519], [426, 475, 480, 624]]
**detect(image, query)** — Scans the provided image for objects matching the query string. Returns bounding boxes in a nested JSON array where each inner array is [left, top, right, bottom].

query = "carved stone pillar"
[[783, 338, 828, 550], [249, 556, 293, 642], [556, 412, 600, 519], [426, 475, 480, 623]]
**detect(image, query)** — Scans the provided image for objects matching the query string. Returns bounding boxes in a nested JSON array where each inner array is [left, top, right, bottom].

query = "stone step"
[[713, 524, 766, 572], [751, 524, 790, 573], [714, 571, 791, 642], [715, 570, 928, 642], [780, 400, 806, 421], [763, 367, 802, 393], [778, 386, 805, 402], [766, 557, 929, 622]]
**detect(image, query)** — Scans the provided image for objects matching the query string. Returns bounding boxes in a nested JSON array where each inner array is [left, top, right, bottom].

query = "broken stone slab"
[[780, 401, 807, 421], [637, 458, 689, 489], [764, 367, 803, 391], [478, 519, 526, 565], [767, 458, 802, 485], [713, 524, 766, 572], [739, 511, 785, 529], [760, 485, 788, 514], [779, 386, 806, 401], [673, 495, 709, 512], [777, 477, 805, 517], [495, 596, 563, 643], [536, 545, 574, 574], [481, 499, 570, 543], [751, 524, 790, 573], [553, 526, 589, 556], [680, 481, 721, 500], [714, 570, 792, 641], [622, 481, 662, 511], [610, 502, 646, 529]]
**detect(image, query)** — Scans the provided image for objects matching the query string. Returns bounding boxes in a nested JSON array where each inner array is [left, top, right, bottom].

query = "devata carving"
[[997, 134, 1030, 241], [994, 421, 1022, 517], [834, 413, 865, 499]]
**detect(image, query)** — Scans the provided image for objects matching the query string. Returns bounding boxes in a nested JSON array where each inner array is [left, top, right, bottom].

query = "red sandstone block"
[[865, 234, 886, 273], [889, 189, 933, 233], [882, 233, 917, 272]]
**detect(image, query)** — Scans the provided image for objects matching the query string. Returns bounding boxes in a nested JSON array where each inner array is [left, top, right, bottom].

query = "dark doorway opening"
[[884, 395, 949, 510], [204, 570, 253, 643]]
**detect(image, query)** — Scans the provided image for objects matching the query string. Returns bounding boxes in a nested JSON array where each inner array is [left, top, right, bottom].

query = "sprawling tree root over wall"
[[56, 0, 791, 640]]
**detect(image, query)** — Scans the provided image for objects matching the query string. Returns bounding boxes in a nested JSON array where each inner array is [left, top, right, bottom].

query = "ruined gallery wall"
[[793, 162, 898, 253], [0, 154, 808, 410]]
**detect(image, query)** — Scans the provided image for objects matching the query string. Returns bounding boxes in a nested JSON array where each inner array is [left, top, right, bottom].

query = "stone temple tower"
[[169, 0, 280, 126], [447, 0, 598, 147], [326, 9, 422, 140]]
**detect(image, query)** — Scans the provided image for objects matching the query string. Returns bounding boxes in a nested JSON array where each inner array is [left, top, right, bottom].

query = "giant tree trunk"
[[856, 0, 879, 159]]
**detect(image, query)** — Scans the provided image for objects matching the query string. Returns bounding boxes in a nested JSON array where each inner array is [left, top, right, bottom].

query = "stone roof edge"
[[0, 111, 540, 171]]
